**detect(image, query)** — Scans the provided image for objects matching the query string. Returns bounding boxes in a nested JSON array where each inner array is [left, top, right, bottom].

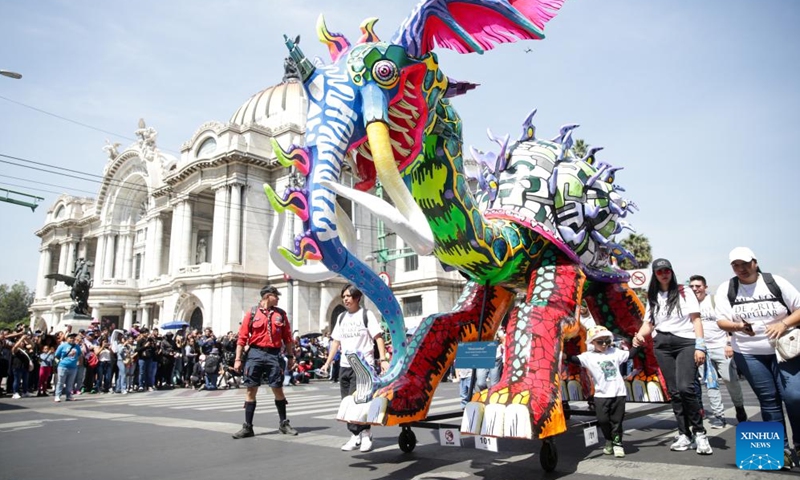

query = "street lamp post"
[[0, 70, 22, 80]]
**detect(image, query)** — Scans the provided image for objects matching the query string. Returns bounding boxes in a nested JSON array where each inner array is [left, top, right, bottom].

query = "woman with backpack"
[[715, 247, 800, 469], [633, 258, 712, 455]]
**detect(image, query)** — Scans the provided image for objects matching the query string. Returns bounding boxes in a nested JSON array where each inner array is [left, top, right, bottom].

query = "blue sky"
[[1, 0, 798, 293]]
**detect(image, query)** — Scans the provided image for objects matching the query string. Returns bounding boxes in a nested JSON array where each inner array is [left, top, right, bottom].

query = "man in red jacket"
[[232, 285, 298, 438]]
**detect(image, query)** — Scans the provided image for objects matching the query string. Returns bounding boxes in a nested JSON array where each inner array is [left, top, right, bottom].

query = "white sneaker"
[[360, 431, 374, 452], [670, 434, 693, 451], [695, 433, 713, 455], [122, 390, 128, 395], [54, 397, 61, 403], [341, 433, 362, 451], [11, 393, 21, 399]]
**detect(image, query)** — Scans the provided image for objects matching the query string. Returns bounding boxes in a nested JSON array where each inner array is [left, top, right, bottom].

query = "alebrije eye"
[[372, 59, 399, 88]]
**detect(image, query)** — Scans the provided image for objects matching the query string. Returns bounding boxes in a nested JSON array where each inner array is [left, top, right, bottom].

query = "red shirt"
[[238, 306, 292, 349]]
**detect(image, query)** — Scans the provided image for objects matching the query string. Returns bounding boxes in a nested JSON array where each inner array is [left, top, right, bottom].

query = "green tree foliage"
[[619, 233, 653, 270], [0, 282, 34, 330], [572, 138, 588, 159]]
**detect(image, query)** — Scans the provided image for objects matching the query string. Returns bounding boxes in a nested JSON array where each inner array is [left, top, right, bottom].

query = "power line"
[[0, 174, 97, 195], [1, 155, 389, 235], [0, 94, 181, 155], [0, 181, 65, 196]]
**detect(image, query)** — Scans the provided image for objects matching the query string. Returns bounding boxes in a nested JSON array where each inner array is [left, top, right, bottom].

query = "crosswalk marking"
[[88, 387, 466, 421]]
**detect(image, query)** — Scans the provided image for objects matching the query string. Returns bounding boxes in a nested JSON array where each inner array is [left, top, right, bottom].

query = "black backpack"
[[726, 272, 790, 312]]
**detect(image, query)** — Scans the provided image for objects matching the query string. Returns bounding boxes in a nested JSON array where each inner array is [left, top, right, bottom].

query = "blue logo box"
[[736, 421, 784, 470]]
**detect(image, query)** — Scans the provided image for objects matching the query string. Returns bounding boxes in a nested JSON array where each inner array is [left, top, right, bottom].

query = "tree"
[[619, 233, 653, 270], [0, 282, 34, 330], [572, 138, 588, 159]]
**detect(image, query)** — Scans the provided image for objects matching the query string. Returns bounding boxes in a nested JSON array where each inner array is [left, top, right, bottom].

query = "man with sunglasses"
[[689, 274, 747, 428], [232, 285, 298, 439]]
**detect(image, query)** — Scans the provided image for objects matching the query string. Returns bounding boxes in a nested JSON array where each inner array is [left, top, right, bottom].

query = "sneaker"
[[231, 423, 254, 439], [147, 387, 155, 392], [279, 419, 298, 436], [695, 433, 713, 455], [613, 444, 625, 458], [11, 393, 21, 399], [603, 440, 613, 455], [360, 431, 374, 452], [708, 416, 726, 429], [782, 449, 794, 470], [670, 434, 693, 451], [342, 433, 362, 451], [735, 406, 747, 423], [122, 390, 128, 395], [54, 397, 61, 403]]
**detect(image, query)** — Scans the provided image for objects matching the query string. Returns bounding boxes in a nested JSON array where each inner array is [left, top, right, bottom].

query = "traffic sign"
[[378, 271, 391, 287], [627, 269, 650, 289]]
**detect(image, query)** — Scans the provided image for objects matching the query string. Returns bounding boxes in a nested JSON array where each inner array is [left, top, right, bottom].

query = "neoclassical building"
[[30, 66, 465, 335]]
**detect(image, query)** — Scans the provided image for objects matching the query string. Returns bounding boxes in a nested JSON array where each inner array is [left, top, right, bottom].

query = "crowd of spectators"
[[0, 323, 335, 399]]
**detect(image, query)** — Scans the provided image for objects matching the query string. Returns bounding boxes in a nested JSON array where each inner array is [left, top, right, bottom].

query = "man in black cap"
[[232, 285, 298, 438]]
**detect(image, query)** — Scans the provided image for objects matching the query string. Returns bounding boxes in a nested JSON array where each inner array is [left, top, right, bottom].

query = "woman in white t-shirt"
[[715, 247, 800, 468], [633, 258, 711, 455]]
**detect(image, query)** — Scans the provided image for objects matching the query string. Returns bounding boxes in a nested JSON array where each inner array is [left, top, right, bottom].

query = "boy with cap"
[[232, 285, 298, 438], [566, 325, 641, 458]]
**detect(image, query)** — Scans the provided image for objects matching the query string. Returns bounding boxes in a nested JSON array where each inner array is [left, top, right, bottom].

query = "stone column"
[[94, 235, 106, 281], [123, 307, 134, 330], [157, 303, 164, 326], [91, 307, 100, 321], [114, 234, 126, 279], [36, 247, 52, 298], [122, 233, 134, 279], [66, 240, 76, 274], [152, 216, 163, 278], [227, 184, 242, 264], [142, 306, 151, 328], [58, 242, 69, 275], [211, 185, 228, 267], [77, 241, 88, 260], [181, 199, 194, 266], [103, 234, 115, 279], [168, 203, 183, 274], [318, 285, 332, 333]]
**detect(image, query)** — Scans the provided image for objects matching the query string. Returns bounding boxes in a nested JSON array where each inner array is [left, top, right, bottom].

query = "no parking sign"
[[626, 269, 650, 289]]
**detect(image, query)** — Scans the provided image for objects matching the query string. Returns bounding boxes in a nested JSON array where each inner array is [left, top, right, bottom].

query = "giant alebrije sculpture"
[[265, 0, 666, 441]]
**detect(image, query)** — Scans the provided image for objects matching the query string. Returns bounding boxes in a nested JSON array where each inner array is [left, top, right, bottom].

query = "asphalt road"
[[0, 379, 794, 480]]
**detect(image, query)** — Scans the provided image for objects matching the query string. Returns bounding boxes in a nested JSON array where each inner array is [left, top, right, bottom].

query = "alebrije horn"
[[283, 34, 315, 81]]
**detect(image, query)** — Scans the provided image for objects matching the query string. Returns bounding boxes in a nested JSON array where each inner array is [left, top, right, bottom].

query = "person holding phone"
[[715, 247, 800, 470]]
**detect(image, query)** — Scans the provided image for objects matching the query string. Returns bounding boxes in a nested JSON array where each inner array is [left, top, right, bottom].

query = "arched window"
[[197, 137, 217, 158], [54, 205, 65, 220]]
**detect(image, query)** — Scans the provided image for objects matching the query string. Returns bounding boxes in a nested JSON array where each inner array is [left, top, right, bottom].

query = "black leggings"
[[594, 396, 626, 444], [653, 332, 705, 436]]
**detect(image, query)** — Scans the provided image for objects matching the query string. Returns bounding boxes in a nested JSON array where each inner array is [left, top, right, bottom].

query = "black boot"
[[735, 406, 747, 423], [232, 423, 254, 439]]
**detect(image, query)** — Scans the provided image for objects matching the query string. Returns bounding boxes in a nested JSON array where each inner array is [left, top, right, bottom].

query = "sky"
[[1, 0, 799, 294]]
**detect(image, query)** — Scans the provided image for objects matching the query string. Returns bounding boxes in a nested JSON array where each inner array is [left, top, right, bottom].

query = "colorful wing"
[[392, 0, 565, 57]]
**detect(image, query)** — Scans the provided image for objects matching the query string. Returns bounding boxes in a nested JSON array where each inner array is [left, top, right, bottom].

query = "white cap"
[[587, 325, 614, 343], [729, 247, 756, 264]]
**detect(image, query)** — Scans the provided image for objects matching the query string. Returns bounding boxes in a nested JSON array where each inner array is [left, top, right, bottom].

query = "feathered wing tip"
[[317, 14, 351, 63], [511, 0, 567, 30], [358, 17, 380, 44], [392, 0, 567, 58]]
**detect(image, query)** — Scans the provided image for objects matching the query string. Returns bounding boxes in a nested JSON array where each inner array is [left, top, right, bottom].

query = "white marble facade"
[[30, 71, 464, 335]]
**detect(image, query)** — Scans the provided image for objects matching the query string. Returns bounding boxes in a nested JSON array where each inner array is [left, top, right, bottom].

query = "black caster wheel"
[[540, 439, 558, 472], [563, 401, 571, 420], [398, 427, 417, 453]]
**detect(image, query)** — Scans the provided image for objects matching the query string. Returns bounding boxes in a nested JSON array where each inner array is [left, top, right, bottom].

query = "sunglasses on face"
[[594, 339, 612, 346], [655, 269, 671, 275]]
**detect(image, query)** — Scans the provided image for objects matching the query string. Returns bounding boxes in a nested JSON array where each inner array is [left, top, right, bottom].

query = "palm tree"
[[619, 233, 652, 270], [571, 138, 588, 159]]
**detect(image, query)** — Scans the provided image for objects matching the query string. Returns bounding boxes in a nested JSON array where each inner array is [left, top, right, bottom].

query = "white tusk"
[[320, 180, 434, 255]]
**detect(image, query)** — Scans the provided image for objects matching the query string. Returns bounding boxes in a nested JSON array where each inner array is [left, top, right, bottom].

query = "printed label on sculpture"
[[455, 341, 498, 369]]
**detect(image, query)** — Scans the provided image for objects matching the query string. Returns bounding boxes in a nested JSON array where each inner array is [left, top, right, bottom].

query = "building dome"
[[229, 79, 308, 130]]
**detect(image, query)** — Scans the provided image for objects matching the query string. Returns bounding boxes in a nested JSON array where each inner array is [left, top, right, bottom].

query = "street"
[[0, 380, 793, 480]]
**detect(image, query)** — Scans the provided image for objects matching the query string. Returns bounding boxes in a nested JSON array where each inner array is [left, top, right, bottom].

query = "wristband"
[[695, 338, 707, 353], [781, 320, 790, 328]]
